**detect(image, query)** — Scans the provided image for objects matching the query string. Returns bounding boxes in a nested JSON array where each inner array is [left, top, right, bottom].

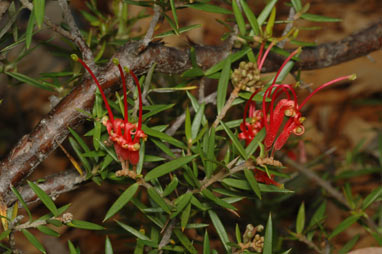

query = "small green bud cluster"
[[231, 61, 262, 92]]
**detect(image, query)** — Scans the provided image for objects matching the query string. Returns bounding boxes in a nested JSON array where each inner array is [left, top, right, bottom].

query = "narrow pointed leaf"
[[174, 229, 197, 254], [22, 229, 46, 254], [68, 220, 105, 230], [37, 226, 59, 237], [217, 58, 231, 115], [362, 187, 382, 210], [191, 103, 205, 140], [144, 155, 198, 181], [185, 107, 192, 143], [244, 168, 261, 199], [33, 0, 45, 29], [5, 71, 55, 91], [257, 0, 277, 26], [187, 3, 232, 14], [203, 230, 210, 254], [147, 187, 171, 214], [329, 214, 361, 239], [11, 187, 32, 221], [291, 0, 302, 11], [27, 181, 58, 216], [245, 128, 266, 157], [181, 203, 191, 231], [232, 0, 246, 35], [296, 202, 305, 234], [105, 236, 113, 254], [240, 0, 261, 35], [263, 213, 272, 254], [301, 13, 341, 22], [116, 220, 152, 241], [26, 12, 35, 49], [202, 188, 236, 210], [221, 122, 247, 159], [104, 183, 139, 221], [208, 210, 231, 252], [171, 192, 193, 219]]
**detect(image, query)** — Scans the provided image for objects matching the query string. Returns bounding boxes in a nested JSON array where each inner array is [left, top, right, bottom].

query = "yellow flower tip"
[[71, 54, 79, 62], [112, 58, 120, 65], [123, 66, 130, 73], [349, 73, 357, 81]]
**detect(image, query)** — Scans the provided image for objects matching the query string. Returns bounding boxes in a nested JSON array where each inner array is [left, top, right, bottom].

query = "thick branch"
[[4, 169, 86, 206], [0, 22, 381, 198]]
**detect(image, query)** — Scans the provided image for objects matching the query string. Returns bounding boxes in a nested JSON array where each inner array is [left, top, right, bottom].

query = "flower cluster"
[[238, 43, 356, 185], [71, 55, 147, 172]]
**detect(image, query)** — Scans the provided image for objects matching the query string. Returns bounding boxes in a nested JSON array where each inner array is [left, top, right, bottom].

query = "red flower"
[[72, 55, 147, 166]]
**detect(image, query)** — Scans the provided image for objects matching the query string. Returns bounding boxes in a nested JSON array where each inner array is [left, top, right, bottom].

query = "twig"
[[57, 0, 93, 62], [165, 91, 217, 136], [158, 219, 176, 252], [141, 4, 161, 52], [284, 157, 381, 234], [19, 0, 76, 43], [198, 77, 206, 101], [212, 86, 240, 128], [295, 233, 323, 254], [4, 169, 86, 206], [277, 7, 296, 49]]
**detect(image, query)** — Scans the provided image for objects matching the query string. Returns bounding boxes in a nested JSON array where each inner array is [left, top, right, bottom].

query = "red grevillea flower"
[[71, 55, 147, 166]]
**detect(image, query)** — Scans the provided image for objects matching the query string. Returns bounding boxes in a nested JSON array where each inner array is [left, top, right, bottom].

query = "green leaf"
[[257, 0, 277, 26], [26, 12, 35, 49], [362, 187, 382, 210], [116, 220, 152, 241], [191, 103, 205, 140], [265, 7, 276, 37], [245, 128, 266, 157], [263, 213, 272, 254], [144, 155, 198, 181], [244, 168, 261, 199], [105, 236, 113, 254], [181, 202, 191, 231], [11, 187, 32, 221], [69, 137, 91, 173], [68, 220, 105, 230], [208, 210, 231, 252], [172, 192, 193, 219], [291, 0, 302, 11], [205, 128, 216, 178], [240, 0, 261, 36], [163, 176, 179, 197], [169, 0, 179, 30], [205, 47, 251, 76], [235, 224, 242, 243], [5, 72, 55, 91], [203, 230, 210, 254], [33, 0, 45, 29], [22, 229, 46, 254], [142, 125, 187, 149], [296, 202, 305, 234], [0, 230, 11, 241], [104, 183, 139, 221], [202, 188, 236, 210], [187, 3, 232, 14], [27, 181, 58, 216], [151, 139, 176, 159], [147, 187, 171, 214], [174, 229, 197, 254], [222, 178, 293, 193], [329, 214, 361, 239], [37, 225, 59, 237], [221, 122, 247, 159], [217, 58, 231, 115], [338, 234, 359, 254], [301, 13, 341, 22], [185, 107, 192, 143], [232, 0, 246, 35], [142, 104, 175, 121], [155, 24, 201, 38], [308, 201, 326, 228], [68, 240, 78, 254], [69, 128, 92, 160]]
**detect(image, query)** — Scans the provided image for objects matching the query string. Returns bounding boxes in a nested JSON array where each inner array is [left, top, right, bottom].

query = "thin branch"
[[212, 86, 240, 128], [165, 91, 217, 136], [277, 7, 296, 49], [57, 0, 93, 62], [141, 4, 162, 52], [19, 0, 76, 43], [4, 169, 86, 206], [0, 22, 381, 198]]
